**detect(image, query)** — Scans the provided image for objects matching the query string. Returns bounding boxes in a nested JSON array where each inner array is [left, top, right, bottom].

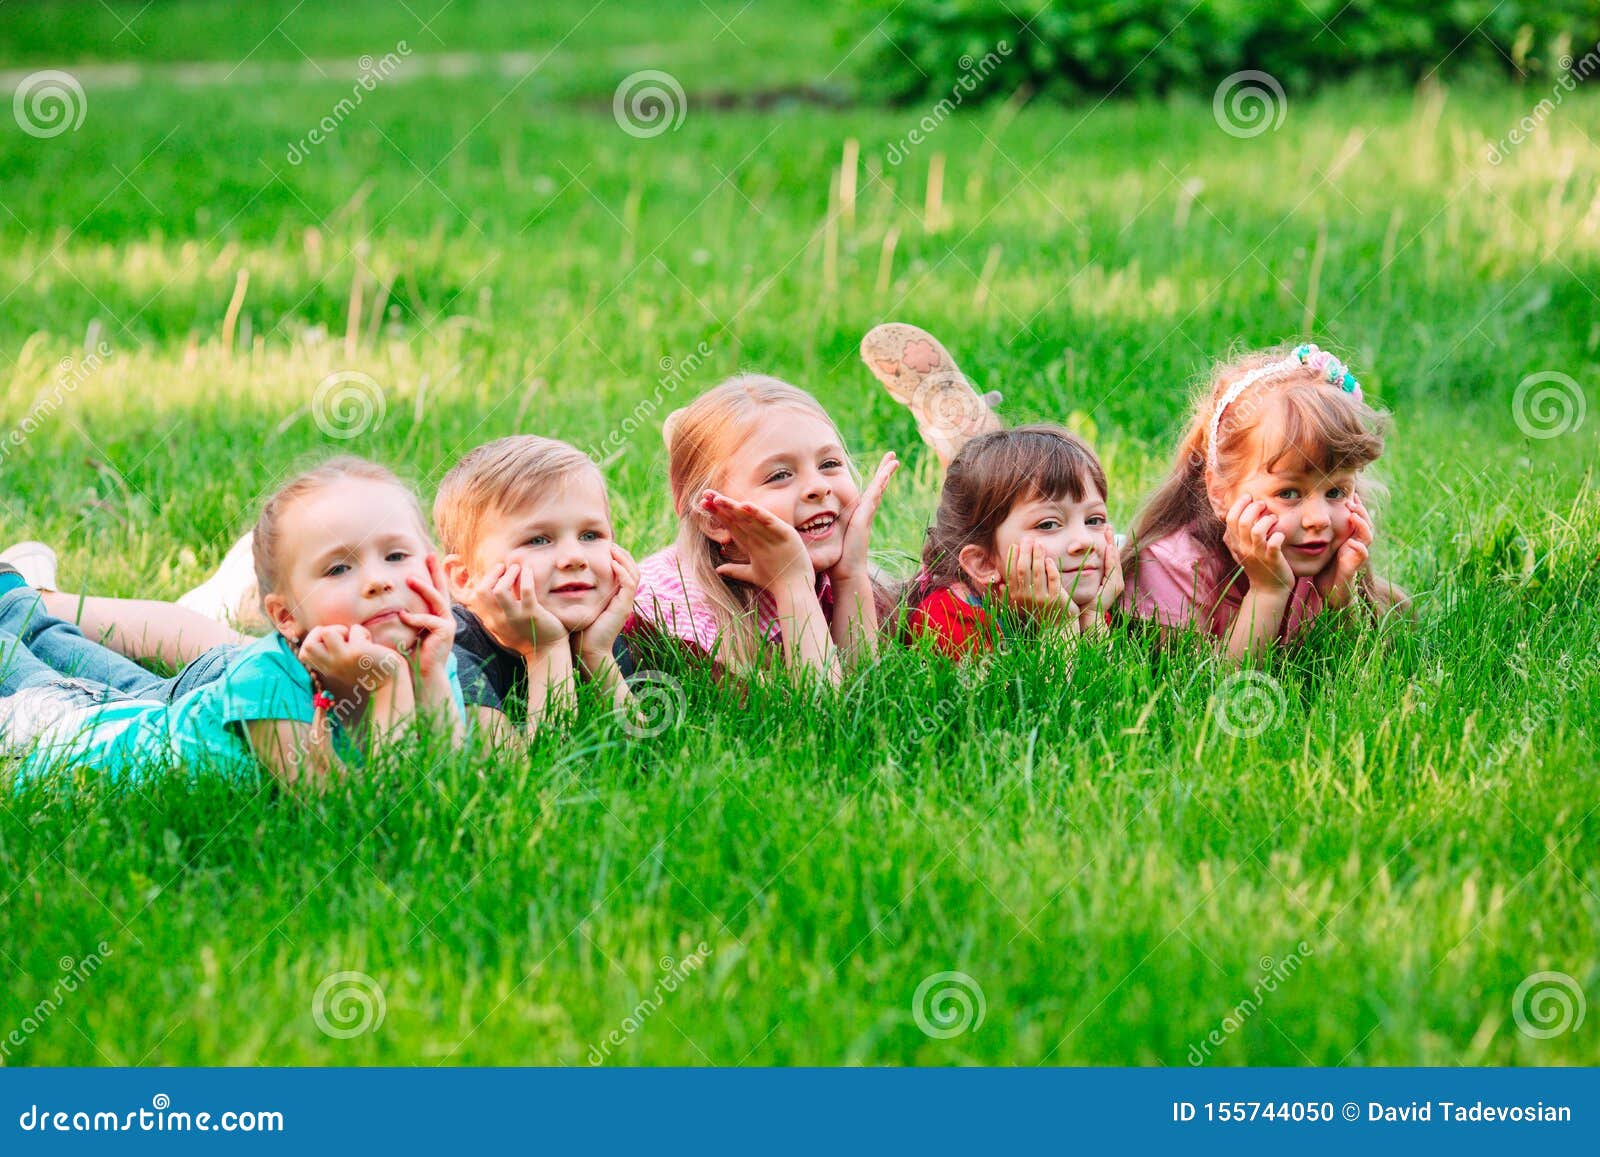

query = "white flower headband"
[[1206, 343, 1364, 472]]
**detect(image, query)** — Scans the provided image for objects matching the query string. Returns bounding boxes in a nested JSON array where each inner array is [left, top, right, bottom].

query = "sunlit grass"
[[0, 7, 1597, 1065]]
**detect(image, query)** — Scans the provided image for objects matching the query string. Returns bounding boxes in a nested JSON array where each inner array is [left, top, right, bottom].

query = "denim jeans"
[[0, 587, 235, 703]]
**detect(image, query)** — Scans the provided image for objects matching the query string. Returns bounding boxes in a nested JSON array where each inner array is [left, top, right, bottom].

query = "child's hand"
[[702, 490, 813, 594], [1223, 495, 1294, 594], [576, 544, 640, 661], [998, 537, 1076, 623], [1315, 491, 1373, 609], [829, 452, 898, 584], [1093, 525, 1125, 607], [399, 554, 457, 683], [300, 624, 406, 692], [467, 561, 569, 658]]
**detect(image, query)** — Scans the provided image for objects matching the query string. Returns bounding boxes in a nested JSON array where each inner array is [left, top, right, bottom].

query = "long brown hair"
[[1124, 345, 1405, 613], [915, 424, 1108, 602]]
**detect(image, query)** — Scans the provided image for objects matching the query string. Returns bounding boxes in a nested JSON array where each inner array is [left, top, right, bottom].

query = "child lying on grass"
[[1, 457, 465, 786]]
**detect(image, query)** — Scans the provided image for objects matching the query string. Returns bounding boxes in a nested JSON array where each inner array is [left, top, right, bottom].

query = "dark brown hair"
[[915, 424, 1108, 600]]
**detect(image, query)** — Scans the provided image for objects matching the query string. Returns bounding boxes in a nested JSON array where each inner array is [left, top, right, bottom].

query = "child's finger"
[[865, 452, 899, 504], [714, 562, 758, 585]]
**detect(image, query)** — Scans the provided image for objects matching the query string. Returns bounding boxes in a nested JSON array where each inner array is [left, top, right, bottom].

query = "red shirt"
[[907, 584, 997, 658]]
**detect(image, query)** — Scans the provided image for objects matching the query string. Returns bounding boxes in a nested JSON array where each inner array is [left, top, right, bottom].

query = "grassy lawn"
[[0, 1, 1597, 1065]]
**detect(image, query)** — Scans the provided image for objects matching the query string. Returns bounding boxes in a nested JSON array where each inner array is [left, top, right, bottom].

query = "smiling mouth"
[[797, 512, 838, 539], [1289, 541, 1330, 554], [363, 609, 403, 627], [551, 582, 595, 595]]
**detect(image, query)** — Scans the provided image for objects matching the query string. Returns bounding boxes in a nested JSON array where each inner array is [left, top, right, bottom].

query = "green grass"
[[1, 1, 1598, 1065]]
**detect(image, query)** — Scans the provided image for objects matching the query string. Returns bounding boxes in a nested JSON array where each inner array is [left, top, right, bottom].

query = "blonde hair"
[[663, 373, 862, 668], [434, 435, 606, 560], [252, 456, 429, 601], [1125, 344, 1406, 614]]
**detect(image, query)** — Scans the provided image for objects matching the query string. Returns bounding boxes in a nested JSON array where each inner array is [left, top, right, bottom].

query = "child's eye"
[[1276, 489, 1300, 501], [385, 551, 409, 563], [1086, 515, 1107, 527], [580, 530, 603, 542], [764, 469, 793, 484], [526, 535, 550, 547], [1035, 519, 1062, 531], [820, 458, 844, 471], [1326, 486, 1347, 500], [324, 563, 350, 578]]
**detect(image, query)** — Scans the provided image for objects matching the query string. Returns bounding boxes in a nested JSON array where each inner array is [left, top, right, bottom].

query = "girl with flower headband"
[[1122, 343, 1408, 657]]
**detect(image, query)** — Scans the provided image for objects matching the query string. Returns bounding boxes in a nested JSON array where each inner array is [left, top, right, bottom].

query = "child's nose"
[[802, 470, 832, 499], [363, 572, 393, 596]]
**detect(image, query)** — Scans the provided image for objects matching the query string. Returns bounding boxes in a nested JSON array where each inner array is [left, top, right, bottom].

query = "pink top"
[[628, 544, 834, 657], [1120, 526, 1324, 640]]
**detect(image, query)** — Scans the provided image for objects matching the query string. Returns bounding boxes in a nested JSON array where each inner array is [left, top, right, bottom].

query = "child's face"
[[461, 469, 617, 632], [265, 479, 433, 651], [976, 485, 1111, 599], [1216, 460, 1358, 578], [712, 408, 861, 574]]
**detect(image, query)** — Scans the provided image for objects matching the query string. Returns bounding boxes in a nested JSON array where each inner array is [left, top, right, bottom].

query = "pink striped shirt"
[[628, 544, 834, 657]]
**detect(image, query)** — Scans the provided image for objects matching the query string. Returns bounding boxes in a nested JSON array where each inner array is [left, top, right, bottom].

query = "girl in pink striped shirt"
[[627, 375, 898, 681], [1121, 344, 1408, 657]]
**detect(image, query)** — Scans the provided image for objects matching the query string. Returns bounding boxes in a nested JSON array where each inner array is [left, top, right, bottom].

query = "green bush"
[[852, 0, 1600, 104]]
